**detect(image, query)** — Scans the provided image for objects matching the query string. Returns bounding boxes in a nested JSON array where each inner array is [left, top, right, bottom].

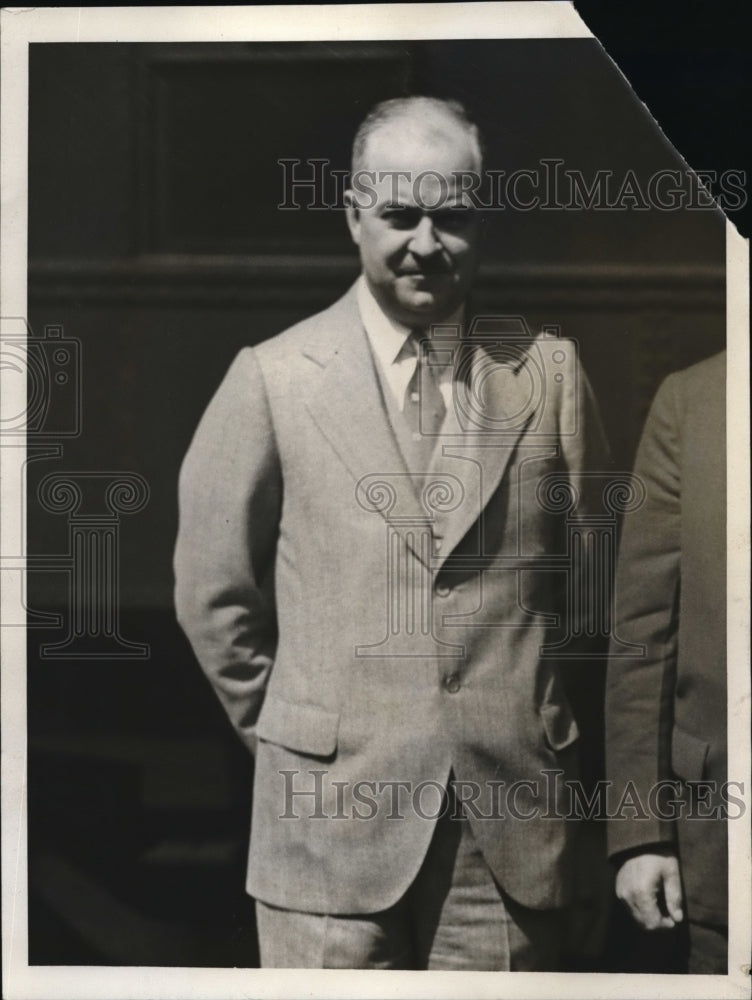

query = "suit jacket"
[[606, 352, 727, 928], [174, 283, 609, 915]]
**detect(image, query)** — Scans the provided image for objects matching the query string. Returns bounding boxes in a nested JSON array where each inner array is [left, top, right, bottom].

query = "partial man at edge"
[[606, 351, 727, 974]]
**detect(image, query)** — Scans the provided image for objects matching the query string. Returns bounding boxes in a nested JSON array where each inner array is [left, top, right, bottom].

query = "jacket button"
[[444, 674, 461, 694]]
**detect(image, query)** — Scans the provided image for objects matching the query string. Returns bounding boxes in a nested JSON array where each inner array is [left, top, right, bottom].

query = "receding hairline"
[[351, 96, 483, 175]]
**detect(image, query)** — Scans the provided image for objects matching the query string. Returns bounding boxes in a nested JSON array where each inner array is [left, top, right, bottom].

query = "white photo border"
[[1, 5, 749, 999]]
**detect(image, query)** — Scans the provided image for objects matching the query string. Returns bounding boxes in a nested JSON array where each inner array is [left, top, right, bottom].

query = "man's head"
[[345, 96, 484, 328]]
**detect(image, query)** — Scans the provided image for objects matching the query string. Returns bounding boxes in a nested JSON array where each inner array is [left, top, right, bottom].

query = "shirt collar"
[[356, 275, 464, 370]]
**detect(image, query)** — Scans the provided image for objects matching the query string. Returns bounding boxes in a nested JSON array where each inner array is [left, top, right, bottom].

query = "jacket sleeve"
[[555, 355, 612, 772], [174, 347, 283, 755], [606, 373, 682, 856]]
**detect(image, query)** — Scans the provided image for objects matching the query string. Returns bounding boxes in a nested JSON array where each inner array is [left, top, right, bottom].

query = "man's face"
[[345, 117, 482, 328]]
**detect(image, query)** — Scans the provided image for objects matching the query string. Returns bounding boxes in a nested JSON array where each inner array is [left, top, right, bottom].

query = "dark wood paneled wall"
[[28, 41, 725, 611]]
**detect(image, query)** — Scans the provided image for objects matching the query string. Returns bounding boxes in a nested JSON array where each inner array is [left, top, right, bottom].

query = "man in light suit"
[[175, 96, 608, 969], [606, 352, 727, 973]]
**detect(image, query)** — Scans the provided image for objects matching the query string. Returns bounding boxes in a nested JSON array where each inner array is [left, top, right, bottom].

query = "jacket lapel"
[[303, 287, 541, 571], [302, 287, 429, 563], [428, 341, 537, 568]]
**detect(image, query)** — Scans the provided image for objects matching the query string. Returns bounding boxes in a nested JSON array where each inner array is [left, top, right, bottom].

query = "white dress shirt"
[[356, 276, 462, 413]]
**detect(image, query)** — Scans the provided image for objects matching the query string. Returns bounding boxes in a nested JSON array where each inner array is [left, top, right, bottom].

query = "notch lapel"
[[302, 289, 430, 565], [428, 342, 538, 568]]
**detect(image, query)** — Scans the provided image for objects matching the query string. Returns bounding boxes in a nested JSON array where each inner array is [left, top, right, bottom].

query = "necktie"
[[402, 330, 446, 465]]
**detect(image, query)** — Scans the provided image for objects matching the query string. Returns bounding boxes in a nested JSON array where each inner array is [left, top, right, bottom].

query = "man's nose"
[[408, 215, 442, 256]]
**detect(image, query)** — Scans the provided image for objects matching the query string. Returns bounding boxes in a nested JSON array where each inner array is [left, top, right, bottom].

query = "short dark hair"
[[351, 95, 484, 175]]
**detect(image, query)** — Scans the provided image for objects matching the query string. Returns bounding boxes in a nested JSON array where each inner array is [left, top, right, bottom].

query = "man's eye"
[[383, 208, 421, 229], [434, 209, 475, 231]]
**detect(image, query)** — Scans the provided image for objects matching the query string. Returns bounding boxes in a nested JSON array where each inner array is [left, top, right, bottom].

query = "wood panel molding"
[[29, 255, 725, 310]]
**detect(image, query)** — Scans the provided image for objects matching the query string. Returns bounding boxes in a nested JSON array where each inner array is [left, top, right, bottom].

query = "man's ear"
[[344, 190, 361, 247]]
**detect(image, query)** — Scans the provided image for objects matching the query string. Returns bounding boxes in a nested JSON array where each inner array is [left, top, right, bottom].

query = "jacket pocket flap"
[[671, 724, 709, 781], [256, 695, 339, 757], [540, 701, 580, 752]]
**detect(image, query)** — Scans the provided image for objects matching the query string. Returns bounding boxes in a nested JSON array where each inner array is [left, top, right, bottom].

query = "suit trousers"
[[255, 785, 564, 970]]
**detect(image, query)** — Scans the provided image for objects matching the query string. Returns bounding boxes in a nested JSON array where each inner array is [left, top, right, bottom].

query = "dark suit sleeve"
[[606, 373, 683, 857], [174, 347, 282, 755]]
